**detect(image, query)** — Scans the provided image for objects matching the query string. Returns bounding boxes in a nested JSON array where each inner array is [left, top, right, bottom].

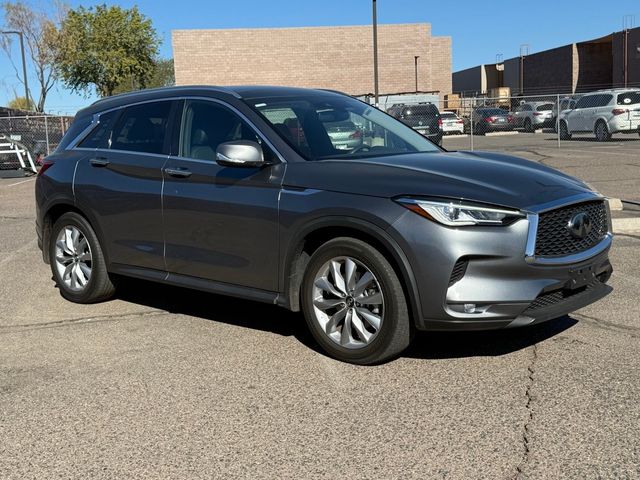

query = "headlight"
[[397, 198, 525, 226]]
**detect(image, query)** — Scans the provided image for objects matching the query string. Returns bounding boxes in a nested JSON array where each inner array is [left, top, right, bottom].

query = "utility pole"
[[519, 44, 529, 96], [414, 55, 420, 92], [372, 0, 379, 106], [1, 30, 30, 108]]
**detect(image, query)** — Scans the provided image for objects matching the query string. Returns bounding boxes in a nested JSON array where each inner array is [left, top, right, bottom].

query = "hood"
[[282, 150, 595, 210]]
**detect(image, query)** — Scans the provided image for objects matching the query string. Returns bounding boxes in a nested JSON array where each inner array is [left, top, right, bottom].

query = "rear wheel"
[[524, 118, 534, 133], [595, 121, 611, 142], [301, 237, 411, 365], [49, 212, 115, 303], [559, 121, 572, 140]]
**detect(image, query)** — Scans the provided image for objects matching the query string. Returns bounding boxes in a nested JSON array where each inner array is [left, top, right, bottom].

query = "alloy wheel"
[[54, 225, 93, 292], [311, 256, 384, 349]]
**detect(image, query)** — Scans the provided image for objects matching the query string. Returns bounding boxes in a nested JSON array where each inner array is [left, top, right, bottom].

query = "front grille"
[[535, 201, 607, 257]]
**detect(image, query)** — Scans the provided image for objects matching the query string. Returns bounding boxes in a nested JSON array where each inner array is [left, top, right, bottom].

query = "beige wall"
[[172, 24, 452, 96]]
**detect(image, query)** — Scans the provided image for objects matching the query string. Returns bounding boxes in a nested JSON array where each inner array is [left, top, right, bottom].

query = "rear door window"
[[110, 101, 172, 154]]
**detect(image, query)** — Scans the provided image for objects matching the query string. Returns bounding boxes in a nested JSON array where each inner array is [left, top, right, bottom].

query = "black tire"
[[49, 212, 115, 303], [524, 118, 534, 133], [560, 121, 572, 140], [301, 237, 412, 365], [595, 120, 611, 142]]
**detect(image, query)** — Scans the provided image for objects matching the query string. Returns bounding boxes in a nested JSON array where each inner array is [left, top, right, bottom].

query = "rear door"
[[162, 98, 283, 291], [73, 100, 178, 272]]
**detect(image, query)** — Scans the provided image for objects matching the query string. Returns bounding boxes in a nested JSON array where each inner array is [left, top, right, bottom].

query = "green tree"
[[112, 58, 175, 95], [55, 5, 160, 97], [1, 1, 65, 112], [7, 95, 35, 111]]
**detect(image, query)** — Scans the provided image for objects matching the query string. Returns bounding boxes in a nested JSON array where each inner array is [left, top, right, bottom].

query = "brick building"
[[172, 24, 452, 97], [452, 26, 640, 96]]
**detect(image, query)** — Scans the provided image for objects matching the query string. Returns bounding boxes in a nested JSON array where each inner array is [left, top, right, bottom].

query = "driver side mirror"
[[216, 140, 266, 168]]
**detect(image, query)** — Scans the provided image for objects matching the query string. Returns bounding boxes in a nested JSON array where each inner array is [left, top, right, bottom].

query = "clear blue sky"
[[1, 0, 638, 114]]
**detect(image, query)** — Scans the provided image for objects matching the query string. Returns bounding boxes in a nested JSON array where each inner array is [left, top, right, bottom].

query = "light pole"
[[414, 55, 420, 92], [1, 30, 30, 108], [372, 0, 379, 105]]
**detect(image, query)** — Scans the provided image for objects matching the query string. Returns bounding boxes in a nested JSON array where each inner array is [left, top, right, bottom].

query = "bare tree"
[[1, 1, 66, 112]]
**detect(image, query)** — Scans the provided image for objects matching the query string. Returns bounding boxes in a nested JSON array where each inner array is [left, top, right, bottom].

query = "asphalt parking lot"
[[1, 143, 640, 479]]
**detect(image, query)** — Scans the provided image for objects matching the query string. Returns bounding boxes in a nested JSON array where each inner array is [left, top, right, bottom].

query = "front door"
[[162, 99, 283, 292]]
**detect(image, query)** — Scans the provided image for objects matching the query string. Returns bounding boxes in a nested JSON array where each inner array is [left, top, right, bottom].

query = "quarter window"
[[78, 110, 120, 149], [110, 101, 172, 154]]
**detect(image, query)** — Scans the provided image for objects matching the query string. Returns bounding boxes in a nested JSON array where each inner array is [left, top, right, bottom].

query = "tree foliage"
[[55, 5, 160, 97], [1, 1, 64, 112], [112, 58, 175, 96], [7, 95, 35, 111]]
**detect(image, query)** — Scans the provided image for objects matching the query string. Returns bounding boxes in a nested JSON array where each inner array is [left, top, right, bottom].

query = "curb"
[[609, 198, 623, 211], [613, 217, 640, 235]]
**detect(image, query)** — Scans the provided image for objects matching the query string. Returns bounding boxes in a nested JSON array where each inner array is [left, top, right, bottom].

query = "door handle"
[[164, 167, 192, 178], [89, 157, 110, 167]]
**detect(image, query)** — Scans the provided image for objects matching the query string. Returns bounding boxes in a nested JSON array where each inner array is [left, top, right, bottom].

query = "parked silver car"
[[513, 102, 555, 132]]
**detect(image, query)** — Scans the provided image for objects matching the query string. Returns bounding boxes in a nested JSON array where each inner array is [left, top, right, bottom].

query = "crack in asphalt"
[[0, 309, 167, 334], [572, 312, 640, 337], [514, 343, 538, 480], [0, 215, 32, 220]]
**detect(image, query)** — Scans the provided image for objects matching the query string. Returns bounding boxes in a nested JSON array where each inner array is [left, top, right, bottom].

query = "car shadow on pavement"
[[113, 276, 577, 361], [405, 316, 578, 360], [112, 276, 319, 350]]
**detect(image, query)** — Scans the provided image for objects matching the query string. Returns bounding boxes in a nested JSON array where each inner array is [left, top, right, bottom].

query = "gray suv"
[[36, 86, 613, 364]]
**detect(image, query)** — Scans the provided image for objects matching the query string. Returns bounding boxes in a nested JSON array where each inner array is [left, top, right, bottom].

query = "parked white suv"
[[559, 89, 640, 141]]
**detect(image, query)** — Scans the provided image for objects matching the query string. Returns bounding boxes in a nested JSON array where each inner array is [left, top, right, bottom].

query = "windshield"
[[247, 94, 441, 160], [481, 109, 507, 116], [536, 103, 554, 111]]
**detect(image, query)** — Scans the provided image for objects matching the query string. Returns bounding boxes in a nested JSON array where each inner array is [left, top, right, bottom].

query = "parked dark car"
[[36, 86, 613, 364], [471, 108, 515, 134], [387, 102, 443, 145]]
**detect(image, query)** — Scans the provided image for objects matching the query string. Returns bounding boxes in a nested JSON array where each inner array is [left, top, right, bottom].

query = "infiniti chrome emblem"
[[567, 212, 592, 239]]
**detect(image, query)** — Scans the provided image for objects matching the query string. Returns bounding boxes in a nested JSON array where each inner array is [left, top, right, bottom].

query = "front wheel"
[[560, 121, 572, 140], [301, 237, 412, 365], [50, 212, 115, 303]]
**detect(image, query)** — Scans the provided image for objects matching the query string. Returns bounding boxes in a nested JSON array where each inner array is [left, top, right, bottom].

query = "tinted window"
[[110, 101, 172, 154], [482, 109, 507, 116], [404, 104, 439, 116], [523, 104, 532, 111], [597, 94, 613, 107], [78, 110, 120, 149], [180, 100, 268, 161], [617, 92, 640, 105], [536, 104, 554, 111], [440, 112, 457, 119], [57, 114, 92, 151], [574, 96, 590, 109]]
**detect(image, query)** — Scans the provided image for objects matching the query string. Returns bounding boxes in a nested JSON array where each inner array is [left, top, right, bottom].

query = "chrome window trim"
[[524, 193, 613, 265], [67, 95, 286, 164]]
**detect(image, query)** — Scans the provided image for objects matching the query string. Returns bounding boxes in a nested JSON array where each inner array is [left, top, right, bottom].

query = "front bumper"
[[387, 196, 613, 331]]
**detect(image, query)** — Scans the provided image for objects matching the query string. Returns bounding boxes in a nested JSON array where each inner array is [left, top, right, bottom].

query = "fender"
[[280, 215, 423, 326]]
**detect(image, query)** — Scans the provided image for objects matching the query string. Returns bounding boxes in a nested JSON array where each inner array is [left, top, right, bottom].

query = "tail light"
[[612, 108, 628, 116], [533, 112, 543, 116], [37, 160, 54, 176], [349, 129, 362, 139], [485, 116, 495, 123], [438, 118, 443, 126], [456, 119, 464, 124], [507, 115, 514, 122]]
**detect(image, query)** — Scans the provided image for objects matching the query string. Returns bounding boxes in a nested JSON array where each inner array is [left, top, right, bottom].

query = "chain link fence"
[[374, 89, 640, 151], [0, 115, 72, 172]]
